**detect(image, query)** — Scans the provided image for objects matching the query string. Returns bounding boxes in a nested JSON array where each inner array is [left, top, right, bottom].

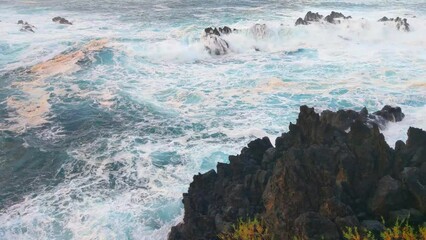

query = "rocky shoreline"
[[169, 106, 425, 240]]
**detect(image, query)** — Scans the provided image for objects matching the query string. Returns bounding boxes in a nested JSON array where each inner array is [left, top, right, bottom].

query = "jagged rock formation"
[[169, 106, 425, 240], [324, 11, 352, 24], [295, 11, 323, 25], [52, 16, 72, 25], [295, 11, 350, 25], [379, 16, 410, 31]]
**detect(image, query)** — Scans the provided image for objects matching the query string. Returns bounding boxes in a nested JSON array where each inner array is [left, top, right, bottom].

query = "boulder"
[[295, 17, 308, 26], [400, 167, 426, 212], [388, 208, 425, 225], [361, 220, 385, 235], [374, 105, 405, 122], [52, 16, 72, 25], [369, 175, 407, 216], [294, 212, 340, 240]]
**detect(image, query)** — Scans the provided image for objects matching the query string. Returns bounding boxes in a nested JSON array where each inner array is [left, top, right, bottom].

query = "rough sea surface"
[[0, 0, 425, 239]]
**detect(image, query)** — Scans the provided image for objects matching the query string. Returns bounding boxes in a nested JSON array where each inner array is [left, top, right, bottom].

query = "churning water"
[[0, 0, 425, 239]]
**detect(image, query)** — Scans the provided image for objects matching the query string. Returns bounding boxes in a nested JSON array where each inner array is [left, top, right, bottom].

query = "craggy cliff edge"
[[169, 106, 425, 240]]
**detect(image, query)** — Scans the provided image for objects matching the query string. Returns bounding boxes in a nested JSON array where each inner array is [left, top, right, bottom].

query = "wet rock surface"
[[295, 11, 350, 25], [169, 105, 425, 240], [295, 11, 323, 25], [378, 16, 410, 31], [52, 16, 72, 25], [324, 11, 352, 24], [202, 26, 234, 55], [18, 20, 36, 33]]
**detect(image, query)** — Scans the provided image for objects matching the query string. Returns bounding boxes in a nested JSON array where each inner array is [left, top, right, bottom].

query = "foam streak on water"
[[0, 0, 425, 239]]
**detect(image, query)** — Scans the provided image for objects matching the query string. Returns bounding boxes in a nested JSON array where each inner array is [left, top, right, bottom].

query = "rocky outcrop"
[[18, 20, 36, 33], [169, 106, 425, 240], [324, 11, 352, 24], [378, 16, 410, 31], [202, 26, 234, 55], [52, 16, 72, 25], [202, 24, 267, 55], [321, 105, 405, 130], [204, 26, 234, 36], [295, 11, 323, 25], [295, 11, 350, 25]]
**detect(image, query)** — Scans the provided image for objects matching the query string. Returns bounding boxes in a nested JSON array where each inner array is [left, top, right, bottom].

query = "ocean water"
[[0, 0, 425, 239]]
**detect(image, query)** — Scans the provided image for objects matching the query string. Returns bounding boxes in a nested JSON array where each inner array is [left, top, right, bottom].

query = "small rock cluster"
[[16, 16, 72, 33], [295, 11, 351, 25], [52, 16, 72, 25], [17, 20, 36, 33], [378, 16, 410, 31]]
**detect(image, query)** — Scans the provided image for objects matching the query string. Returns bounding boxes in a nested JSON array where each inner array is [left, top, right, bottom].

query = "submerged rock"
[[250, 23, 268, 39], [202, 34, 230, 55], [202, 26, 233, 55], [18, 20, 36, 33], [52, 16, 72, 25], [169, 105, 426, 240]]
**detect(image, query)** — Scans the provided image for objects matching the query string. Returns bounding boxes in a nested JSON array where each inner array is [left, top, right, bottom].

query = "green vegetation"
[[218, 217, 271, 240], [343, 219, 426, 240], [219, 217, 425, 240]]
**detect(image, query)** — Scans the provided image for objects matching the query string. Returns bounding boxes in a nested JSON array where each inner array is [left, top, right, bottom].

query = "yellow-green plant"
[[218, 217, 271, 240], [343, 218, 426, 240], [343, 226, 375, 240], [419, 226, 426, 240], [380, 219, 424, 240]]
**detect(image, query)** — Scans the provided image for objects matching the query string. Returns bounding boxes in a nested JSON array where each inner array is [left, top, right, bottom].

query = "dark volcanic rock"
[[202, 26, 234, 55], [378, 16, 410, 31], [52, 16, 72, 25], [325, 11, 352, 24], [374, 105, 405, 122], [295, 17, 308, 26], [204, 26, 233, 36], [369, 175, 407, 216], [305, 11, 323, 22], [169, 106, 426, 240], [169, 137, 273, 239], [18, 21, 36, 33], [321, 105, 404, 131], [295, 11, 323, 25]]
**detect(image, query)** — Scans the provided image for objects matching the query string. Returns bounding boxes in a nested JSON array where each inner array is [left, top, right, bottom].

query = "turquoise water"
[[0, 0, 426, 239]]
